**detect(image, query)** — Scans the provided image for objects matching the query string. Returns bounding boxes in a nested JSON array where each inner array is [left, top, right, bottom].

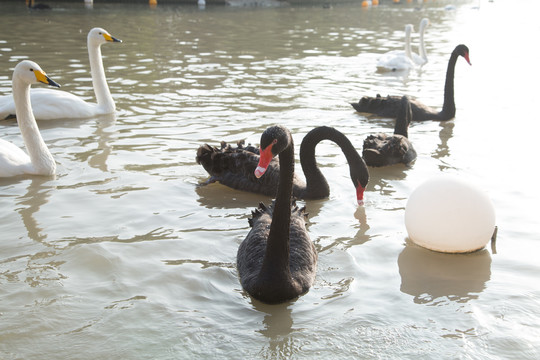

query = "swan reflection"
[[365, 164, 409, 197], [194, 180, 270, 210], [13, 177, 63, 287], [30, 112, 116, 172], [87, 113, 116, 172], [398, 243, 491, 304], [315, 205, 370, 253], [253, 301, 297, 360], [17, 177, 54, 243], [432, 120, 455, 171]]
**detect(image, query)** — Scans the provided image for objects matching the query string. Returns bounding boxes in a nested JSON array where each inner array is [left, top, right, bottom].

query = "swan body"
[[376, 24, 415, 72], [352, 44, 471, 121], [0, 61, 60, 177], [363, 96, 417, 167], [237, 125, 317, 304], [196, 126, 369, 204], [0, 28, 121, 120], [28, 2, 51, 10], [384, 19, 429, 67]]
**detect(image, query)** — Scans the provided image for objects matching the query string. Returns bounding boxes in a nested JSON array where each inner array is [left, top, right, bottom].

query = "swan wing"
[[0, 94, 17, 120], [376, 53, 415, 72], [0, 88, 100, 120], [197, 142, 280, 196], [0, 139, 33, 177], [29, 88, 99, 120], [377, 50, 425, 68], [288, 204, 317, 289], [362, 134, 416, 167], [238, 201, 316, 298]]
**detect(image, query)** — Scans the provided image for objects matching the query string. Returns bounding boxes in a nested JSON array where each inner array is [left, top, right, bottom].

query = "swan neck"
[[12, 79, 55, 175], [394, 106, 409, 138], [88, 40, 114, 112], [261, 140, 295, 275], [418, 25, 428, 61], [300, 127, 363, 198], [441, 51, 459, 116], [404, 27, 412, 59], [299, 128, 331, 198]]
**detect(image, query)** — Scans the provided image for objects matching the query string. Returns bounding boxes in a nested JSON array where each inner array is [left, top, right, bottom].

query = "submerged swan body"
[[363, 96, 417, 167], [380, 18, 429, 68], [196, 126, 369, 204], [0, 28, 121, 120], [237, 125, 317, 304], [376, 24, 415, 72], [0, 61, 60, 177], [352, 44, 471, 121]]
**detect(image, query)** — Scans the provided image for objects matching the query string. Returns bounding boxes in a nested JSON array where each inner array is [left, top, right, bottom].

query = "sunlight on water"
[[0, 0, 539, 359]]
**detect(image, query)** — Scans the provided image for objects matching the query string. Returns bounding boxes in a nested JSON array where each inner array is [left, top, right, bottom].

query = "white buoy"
[[405, 175, 496, 253]]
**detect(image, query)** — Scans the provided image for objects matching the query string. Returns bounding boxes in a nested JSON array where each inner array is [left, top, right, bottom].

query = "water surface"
[[1, 1, 539, 359]]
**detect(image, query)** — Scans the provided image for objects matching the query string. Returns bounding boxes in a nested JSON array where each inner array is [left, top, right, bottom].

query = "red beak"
[[255, 142, 274, 178], [356, 182, 366, 205], [464, 53, 472, 65]]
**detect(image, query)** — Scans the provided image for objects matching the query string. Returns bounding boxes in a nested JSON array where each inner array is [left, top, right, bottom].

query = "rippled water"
[[1, 0, 539, 359]]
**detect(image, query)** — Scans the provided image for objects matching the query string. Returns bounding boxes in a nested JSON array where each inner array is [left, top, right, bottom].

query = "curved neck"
[[13, 80, 55, 175], [299, 128, 330, 198], [260, 139, 295, 278], [394, 102, 410, 138], [300, 127, 362, 198], [441, 50, 460, 117], [418, 24, 428, 61], [404, 27, 413, 59], [88, 40, 114, 112]]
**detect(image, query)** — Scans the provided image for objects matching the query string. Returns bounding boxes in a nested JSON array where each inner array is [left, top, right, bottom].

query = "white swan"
[[0, 28, 121, 121], [0, 61, 60, 177], [376, 19, 429, 71], [376, 24, 415, 72], [411, 18, 429, 66]]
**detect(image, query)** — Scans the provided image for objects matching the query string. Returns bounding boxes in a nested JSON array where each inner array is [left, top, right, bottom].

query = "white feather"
[[0, 27, 121, 121], [0, 60, 58, 177]]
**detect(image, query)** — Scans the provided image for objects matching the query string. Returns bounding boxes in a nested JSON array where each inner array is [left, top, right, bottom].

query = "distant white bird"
[[0, 61, 60, 177], [411, 18, 429, 66], [0, 27, 121, 121], [376, 18, 430, 71], [376, 24, 415, 72]]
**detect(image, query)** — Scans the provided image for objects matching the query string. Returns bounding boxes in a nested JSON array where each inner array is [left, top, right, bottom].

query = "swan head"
[[351, 159, 369, 205], [255, 125, 291, 178], [455, 44, 472, 65], [88, 27, 122, 46], [419, 18, 430, 31], [405, 24, 414, 36], [14, 60, 60, 88]]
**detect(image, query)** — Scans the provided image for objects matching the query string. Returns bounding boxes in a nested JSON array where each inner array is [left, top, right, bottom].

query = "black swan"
[[28, 1, 51, 10], [351, 44, 471, 121], [363, 96, 417, 167], [237, 125, 317, 304], [196, 126, 369, 204]]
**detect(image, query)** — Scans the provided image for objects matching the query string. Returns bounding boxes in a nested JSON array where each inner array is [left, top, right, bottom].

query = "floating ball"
[[405, 175, 496, 253]]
